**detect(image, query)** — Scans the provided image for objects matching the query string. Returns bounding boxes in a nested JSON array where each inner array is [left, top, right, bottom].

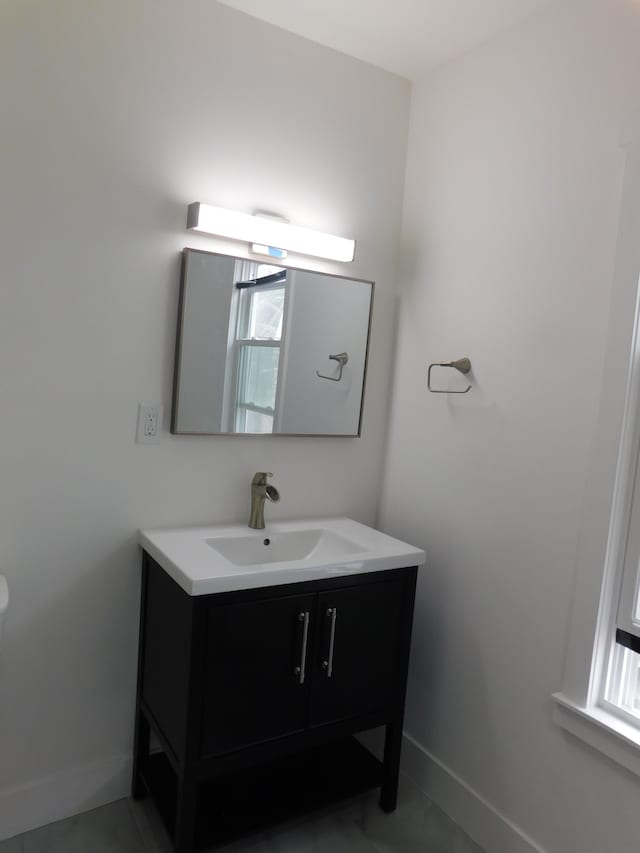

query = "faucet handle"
[[251, 471, 273, 485]]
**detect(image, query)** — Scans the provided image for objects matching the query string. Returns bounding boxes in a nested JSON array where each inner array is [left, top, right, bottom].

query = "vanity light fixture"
[[186, 202, 356, 263]]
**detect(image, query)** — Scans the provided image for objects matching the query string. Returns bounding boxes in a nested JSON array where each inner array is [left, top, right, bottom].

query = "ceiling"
[[217, 0, 554, 80]]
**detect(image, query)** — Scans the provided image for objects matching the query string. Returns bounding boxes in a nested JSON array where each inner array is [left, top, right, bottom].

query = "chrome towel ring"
[[427, 358, 472, 394]]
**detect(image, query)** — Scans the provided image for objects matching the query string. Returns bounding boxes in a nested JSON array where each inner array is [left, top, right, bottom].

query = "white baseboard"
[[0, 754, 131, 842], [0, 735, 547, 852], [359, 730, 547, 853]]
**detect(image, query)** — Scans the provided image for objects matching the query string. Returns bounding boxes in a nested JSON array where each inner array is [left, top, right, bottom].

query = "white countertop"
[[139, 517, 425, 596]]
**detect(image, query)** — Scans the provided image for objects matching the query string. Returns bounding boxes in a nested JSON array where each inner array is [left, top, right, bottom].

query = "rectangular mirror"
[[171, 249, 374, 436]]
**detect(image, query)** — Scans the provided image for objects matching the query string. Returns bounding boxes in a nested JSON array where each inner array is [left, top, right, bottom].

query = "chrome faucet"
[[249, 472, 280, 529]]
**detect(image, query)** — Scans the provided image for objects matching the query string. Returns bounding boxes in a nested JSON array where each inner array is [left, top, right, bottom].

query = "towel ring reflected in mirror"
[[316, 352, 349, 382]]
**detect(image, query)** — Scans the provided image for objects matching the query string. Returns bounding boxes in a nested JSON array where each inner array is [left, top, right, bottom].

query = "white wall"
[[379, 1, 640, 851], [0, 0, 409, 837], [278, 271, 372, 434]]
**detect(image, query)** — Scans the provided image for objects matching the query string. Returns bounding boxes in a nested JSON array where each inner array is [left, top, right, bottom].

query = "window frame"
[[553, 133, 640, 775], [594, 281, 640, 720]]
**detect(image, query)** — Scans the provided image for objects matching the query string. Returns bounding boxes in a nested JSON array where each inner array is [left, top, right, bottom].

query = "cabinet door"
[[310, 578, 406, 727], [201, 593, 314, 756]]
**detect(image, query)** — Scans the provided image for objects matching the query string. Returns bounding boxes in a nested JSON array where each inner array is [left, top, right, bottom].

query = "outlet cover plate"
[[136, 404, 164, 444]]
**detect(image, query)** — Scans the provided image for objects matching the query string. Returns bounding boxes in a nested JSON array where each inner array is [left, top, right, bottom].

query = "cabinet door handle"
[[322, 606, 337, 678], [294, 611, 310, 685]]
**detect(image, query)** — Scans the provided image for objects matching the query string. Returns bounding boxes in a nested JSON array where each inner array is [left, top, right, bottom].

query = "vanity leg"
[[131, 707, 150, 800], [380, 719, 403, 813], [174, 775, 198, 853]]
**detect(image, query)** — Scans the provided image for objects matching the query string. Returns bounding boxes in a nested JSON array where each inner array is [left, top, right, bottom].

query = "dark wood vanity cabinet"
[[132, 554, 417, 853]]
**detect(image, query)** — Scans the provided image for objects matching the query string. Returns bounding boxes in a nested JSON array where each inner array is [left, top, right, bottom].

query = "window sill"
[[553, 692, 640, 777]]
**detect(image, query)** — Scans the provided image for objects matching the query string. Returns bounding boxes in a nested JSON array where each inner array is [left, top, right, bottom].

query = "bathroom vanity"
[[132, 518, 424, 852]]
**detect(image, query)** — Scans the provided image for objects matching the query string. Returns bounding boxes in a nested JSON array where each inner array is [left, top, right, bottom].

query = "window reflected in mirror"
[[233, 264, 286, 433]]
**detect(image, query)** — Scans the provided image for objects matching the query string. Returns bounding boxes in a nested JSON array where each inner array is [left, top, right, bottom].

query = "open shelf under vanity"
[[140, 736, 383, 850]]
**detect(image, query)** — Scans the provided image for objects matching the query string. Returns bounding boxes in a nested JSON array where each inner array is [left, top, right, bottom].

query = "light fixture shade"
[[187, 202, 355, 263], [250, 243, 288, 260]]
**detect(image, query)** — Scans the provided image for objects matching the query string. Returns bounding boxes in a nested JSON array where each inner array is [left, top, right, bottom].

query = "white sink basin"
[[140, 517, 425, 595], [206, 528, 363, 567]]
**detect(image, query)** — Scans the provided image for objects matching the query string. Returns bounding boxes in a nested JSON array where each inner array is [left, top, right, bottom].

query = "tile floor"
[[0, 776, 484, 853]]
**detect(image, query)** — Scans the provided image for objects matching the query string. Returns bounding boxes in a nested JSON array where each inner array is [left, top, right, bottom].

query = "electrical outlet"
[[136, 404, 163, 444], [144, 409, 158, 436]]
